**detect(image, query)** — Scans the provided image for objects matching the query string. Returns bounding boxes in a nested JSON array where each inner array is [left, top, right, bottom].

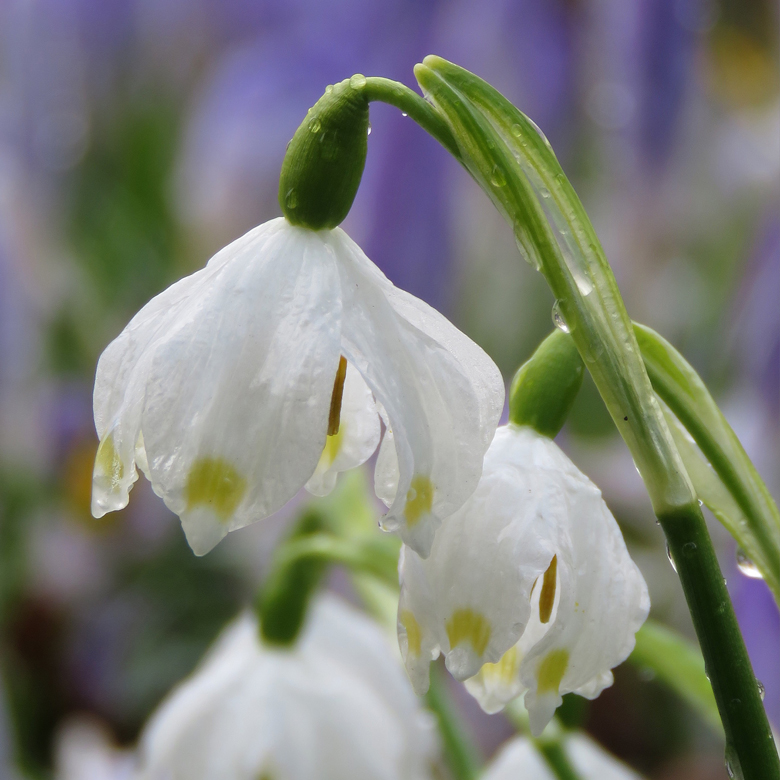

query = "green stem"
[[536, 742, 582, 780], [661, 503, 777, 779], [362, 77, 462, 160], [425, 663, 481, 780], [411, 57, 779, 779], [274, 533, 400, 586], [504, 703, 584, 780]]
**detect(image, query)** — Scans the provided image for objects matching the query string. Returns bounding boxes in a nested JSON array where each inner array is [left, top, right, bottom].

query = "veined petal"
[[398, 425, 649, 733], [305, 362, 381, 498], [91, 222, 286, 519], [517, 429, 649, 736], [330, 227, 504, 557], [398, 426, 559, 694], [139, 220, 342, 555]]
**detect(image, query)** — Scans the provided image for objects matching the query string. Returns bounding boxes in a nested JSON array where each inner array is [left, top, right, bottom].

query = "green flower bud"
[[279, 75, 370, 230], [509, 329, 584, 439]]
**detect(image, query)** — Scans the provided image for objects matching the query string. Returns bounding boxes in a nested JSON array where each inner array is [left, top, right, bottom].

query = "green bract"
[[279, 75, 370, 230]]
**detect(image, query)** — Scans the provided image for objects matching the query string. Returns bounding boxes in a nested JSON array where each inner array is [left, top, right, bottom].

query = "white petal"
[[305, 362, 381, 497], [517, 430, 650, 736], [482, 735, 644, 780], [330, 227, 504, 557], [137, 596, 437, 780], [398, 425, 649, 728], [93, 218, 345, 555]]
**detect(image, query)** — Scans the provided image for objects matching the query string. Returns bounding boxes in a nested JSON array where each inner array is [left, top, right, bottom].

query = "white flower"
[[54, 716, 135, 780], [397, 424, 649, 735], [482, 735, 644, 780], [92, 217, 503, 556], [136, 595, 437, 780]]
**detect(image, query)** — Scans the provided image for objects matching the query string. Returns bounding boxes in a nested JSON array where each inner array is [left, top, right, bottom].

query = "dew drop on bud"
[[401, 112, 408, 117], [552, 301, 569, 333], [757, 680, 765, 700], [490, 165, 507, 187], [736, 547, 763, 579], [367, 123, 372, 136], [309, 118, 321, 134], [285, 188, 298, 209], [325, 84, 333, 94], [350, 74, 367, 89], [511, 123, 523, 137], [666, 542, 677, 573]]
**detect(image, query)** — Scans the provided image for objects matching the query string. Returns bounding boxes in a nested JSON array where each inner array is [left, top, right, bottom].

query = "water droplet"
[[511, 123, 523, 137], [285, 188, 298, 209], [757, 680, 765, 700], [401, 112, 408, 117], [367, 123, 372, 136], [490, 165, 506, 187], [350, 73, 367, 89], [682, 541, 697, 556], [552, 301, 569, 332], [540, 188, 551, 199], [666, 542, 677, 573], [698, 498, 704, 507], [309, 118, 321, 134], [325, 84, 333, 94], [724, 743, 743, 779], [736, 548, 763, 579]]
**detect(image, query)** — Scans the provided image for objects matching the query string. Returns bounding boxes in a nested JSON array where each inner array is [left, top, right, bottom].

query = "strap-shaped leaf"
[[636, 323, 780, 604], [630, 620, 721, 735]]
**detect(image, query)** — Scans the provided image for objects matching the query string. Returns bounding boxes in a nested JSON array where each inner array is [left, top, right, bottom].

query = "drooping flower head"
[[91, 217, 503, 556], [91, 74, 503, 557], [136, 596, 437, 780], [397, 424, 649, 735]]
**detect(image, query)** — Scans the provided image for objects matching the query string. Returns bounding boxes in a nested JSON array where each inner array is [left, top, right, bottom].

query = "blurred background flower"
[[0, 0, 777, 778]]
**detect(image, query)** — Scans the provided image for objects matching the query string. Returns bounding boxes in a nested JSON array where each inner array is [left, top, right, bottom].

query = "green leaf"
[[635, 323, 780, 604], [630, 620, 722, 736]]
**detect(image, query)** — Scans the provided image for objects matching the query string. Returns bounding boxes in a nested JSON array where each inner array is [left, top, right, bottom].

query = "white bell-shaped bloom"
[[92, 217, 503, 556], [136, 595, 437, 780], [397, 425, 649, 736], [483, 735, 644, 780]]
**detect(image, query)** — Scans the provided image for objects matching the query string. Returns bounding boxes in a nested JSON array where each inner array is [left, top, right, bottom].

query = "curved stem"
[[362, 77, 462, 160], [413, 56, 779, 779]]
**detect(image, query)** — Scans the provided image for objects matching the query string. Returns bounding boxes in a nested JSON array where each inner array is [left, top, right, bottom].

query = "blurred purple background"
[[0, 1, 777, 778]]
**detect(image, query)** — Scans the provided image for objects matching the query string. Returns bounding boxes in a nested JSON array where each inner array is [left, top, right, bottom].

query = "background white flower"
[[92, 217, 504, 556], [136, 595, 437, 780], [398, 425, 650, 735], [482, 734, 644, 780]]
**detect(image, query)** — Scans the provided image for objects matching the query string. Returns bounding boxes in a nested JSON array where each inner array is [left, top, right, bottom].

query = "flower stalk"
[[408, 56, 778, 779]]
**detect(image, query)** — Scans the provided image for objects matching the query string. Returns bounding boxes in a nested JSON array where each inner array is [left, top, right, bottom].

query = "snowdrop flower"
[[482, 734, 643, 780], [91, 217, 503, 556], [54, 716, 135, 780], [136, 595, 437, 780], [397, 424, 649, 735]]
